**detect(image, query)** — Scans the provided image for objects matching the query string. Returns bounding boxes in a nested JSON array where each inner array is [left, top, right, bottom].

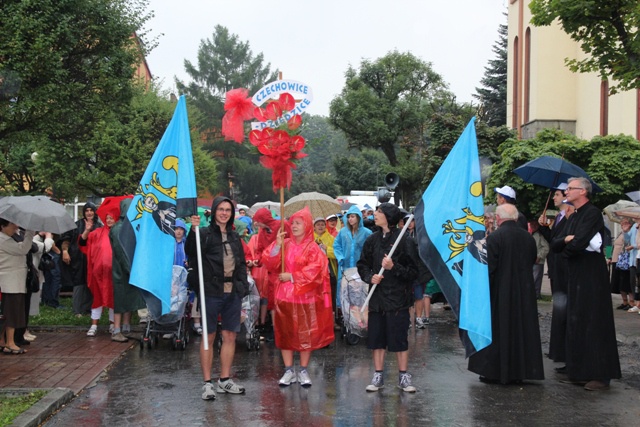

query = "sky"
[[144, 0, 509, 117]]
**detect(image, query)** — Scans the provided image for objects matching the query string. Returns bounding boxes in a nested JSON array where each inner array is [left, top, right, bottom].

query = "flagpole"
[[194, 225, 209, 350], [280, 187, 285, 273], [360, 214, 414, 313]]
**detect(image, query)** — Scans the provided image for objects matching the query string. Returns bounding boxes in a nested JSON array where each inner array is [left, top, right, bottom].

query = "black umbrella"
[[513, 156, 602, 192]]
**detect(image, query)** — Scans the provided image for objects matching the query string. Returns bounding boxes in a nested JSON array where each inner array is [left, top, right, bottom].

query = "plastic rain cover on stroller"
[[143, 265, 189, 325], [340, 267, 369, 337]]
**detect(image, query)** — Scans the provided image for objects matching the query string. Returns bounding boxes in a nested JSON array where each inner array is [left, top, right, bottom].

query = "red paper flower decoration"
[[225, 91, 307, 193], [221, 88, 256, 143]]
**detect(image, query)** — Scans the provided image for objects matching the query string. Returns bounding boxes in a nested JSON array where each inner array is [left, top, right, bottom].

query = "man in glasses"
[[555, 177, 621, 391]]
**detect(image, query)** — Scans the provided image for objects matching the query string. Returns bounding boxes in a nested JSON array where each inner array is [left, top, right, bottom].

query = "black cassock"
[[555, 201, 621, 381], [545, 212, 569, 362], [468, 221, 544, 383]]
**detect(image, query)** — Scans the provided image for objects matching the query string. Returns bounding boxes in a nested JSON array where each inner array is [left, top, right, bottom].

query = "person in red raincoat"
[[251, 208, 291, 331], [80, 196, 126, 338], [263, 207, 334, 387]]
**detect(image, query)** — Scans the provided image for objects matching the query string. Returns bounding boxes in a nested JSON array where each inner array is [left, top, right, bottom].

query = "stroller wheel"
[[347, 333, 360, 345], [146, 338, 152, 349], [139, 338, 144, 350], [153, 334, 159, 346]]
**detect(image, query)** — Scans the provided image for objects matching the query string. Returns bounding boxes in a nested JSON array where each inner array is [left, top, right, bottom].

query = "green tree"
[[530, 0, 640, 93], [333, 149, 390, 195], [36, 85, 217, 198], [329, 50, 450, 206], [474, 21, 507, 126], [329, 50, 449, 166], [488, 128, 640, 218], [0, 0, 154, 196], [175, 25, 279, 202]]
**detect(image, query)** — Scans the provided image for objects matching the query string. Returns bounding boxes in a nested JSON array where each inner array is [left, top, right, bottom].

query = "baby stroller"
[[340, 267, 369, 345], [140, 265, 191, 351], [242, 274, 261, 351]]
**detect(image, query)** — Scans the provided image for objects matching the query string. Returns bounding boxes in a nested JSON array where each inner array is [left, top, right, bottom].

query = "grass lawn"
[[29, 295, 140, 327], [0, 390, 47, 427]]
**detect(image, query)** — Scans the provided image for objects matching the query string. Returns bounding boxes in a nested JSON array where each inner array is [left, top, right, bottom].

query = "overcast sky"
[[145, 0, 509, 117]]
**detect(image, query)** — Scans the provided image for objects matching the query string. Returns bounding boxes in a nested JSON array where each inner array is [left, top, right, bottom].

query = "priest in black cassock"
[[468, 203, 544, 384], [554, 177, 621, 391]]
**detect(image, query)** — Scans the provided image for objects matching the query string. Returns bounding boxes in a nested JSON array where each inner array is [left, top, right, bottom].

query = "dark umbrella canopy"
[[513, 156, 602, 193], [0, 195, 76, 233]]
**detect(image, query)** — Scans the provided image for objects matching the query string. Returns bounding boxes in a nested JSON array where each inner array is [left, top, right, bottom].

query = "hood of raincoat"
[[119, 198, 132, 221], [210, 196, 235, 232], [343, 205, 365, 230], [289, 206, 314, 244], [82, 202, 98, 219], [97, 196, 132, 225]]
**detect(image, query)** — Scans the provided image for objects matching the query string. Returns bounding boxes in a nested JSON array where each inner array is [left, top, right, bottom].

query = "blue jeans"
[[42, 253, 62, 308]]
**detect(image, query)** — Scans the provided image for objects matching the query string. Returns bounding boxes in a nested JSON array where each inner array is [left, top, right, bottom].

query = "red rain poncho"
[[253, 208, 292, 310], [80, 196, 127, 309], [263, 207, 334, 351]]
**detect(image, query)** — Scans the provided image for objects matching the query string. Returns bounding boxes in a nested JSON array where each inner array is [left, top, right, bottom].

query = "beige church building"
[[507, 0, 640, 140]]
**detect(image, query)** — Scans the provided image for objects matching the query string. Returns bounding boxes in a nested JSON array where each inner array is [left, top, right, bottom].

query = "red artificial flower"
[[278, 93, 295, 111], [265, 101, 282, 121], [287, 114, 302, 130]]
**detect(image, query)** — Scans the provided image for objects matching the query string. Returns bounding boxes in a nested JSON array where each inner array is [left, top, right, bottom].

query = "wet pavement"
[[41, 298, 640, 427]]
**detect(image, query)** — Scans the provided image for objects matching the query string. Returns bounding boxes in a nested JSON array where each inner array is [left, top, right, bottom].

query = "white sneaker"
[[202, 382, 216, 400], [279, 369, 297, 386], [628, 306, 640, 313], [108, 324, 115, 334], [298, 369, 312, 387], [87, 327, 97, 337], [366, 372, 384, 392], [217, 378, 245, 394], [398, 372, 417, 393], [416, 318, 426, 329], [162, 333, 173, 339]]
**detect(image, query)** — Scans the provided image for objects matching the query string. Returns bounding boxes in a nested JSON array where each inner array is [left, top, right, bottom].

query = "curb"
[[7, 387, 74, 427]]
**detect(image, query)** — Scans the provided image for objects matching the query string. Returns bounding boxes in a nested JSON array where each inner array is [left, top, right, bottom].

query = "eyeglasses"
[[565, 187, 584, 192], [216, 208, 232, 213]]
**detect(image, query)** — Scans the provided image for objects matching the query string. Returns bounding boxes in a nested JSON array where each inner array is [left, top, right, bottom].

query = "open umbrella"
[[614, 206, 640, 220], [626, 191, 640, 204], [284, 192, 341, 219], [604, 200, 639, 223], [513, 156, 603, 192], [248, 201, 280, 217], [0, 195, 76, 234]]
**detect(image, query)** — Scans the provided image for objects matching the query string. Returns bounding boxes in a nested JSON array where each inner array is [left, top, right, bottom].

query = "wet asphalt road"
[[44, 303, 640, 426]]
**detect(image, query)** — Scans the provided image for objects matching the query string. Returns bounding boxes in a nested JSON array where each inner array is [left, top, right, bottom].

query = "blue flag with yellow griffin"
[[119, 95, 197, 314], [414, 117, 491, 357]]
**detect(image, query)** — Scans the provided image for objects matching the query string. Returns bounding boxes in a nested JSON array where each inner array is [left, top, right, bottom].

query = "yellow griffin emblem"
[[133, 156, 179, 221], [441, 181, 486, 262], [442, 208, 485, 261]]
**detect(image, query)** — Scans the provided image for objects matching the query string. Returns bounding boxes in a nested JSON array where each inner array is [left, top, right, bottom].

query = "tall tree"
[[0, 0, 155, 196], [175, 25, 279, 201], [474, 21, 507, 126], [329, 50, 449, 167], [329, 51, 450, 206], [530, 0, 640, 93]]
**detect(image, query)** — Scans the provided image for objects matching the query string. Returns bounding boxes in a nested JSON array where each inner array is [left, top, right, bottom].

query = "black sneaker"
[[616, 304, 630, 310]]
